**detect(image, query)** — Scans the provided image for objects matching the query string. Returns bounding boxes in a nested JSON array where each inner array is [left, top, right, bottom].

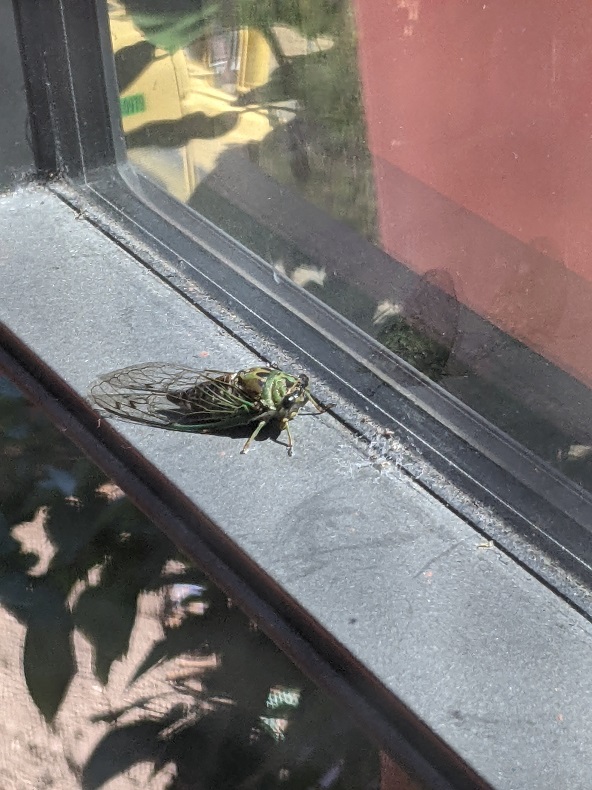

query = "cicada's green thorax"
[[236, 367, 309, 412]]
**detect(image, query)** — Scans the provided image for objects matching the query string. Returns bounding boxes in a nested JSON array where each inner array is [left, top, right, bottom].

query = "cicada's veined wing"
[[89, 363, 262, 431]]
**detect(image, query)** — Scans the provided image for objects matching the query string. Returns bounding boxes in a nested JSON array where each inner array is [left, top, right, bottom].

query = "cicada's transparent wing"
[[89, 363, 260, 431]]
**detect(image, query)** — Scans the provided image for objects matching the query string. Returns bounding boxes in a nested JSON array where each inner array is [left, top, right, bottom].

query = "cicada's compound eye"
[[298, 374, 309, 388], [282, 392, 299, 410]]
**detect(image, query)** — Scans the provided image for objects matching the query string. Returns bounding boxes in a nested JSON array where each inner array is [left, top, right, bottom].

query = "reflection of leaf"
[[212, 627, 305, 712], [23, 597, 75, 722], [73, 584, 138, 684], [44, 496, 104, 569], [129, 618, 212, 685], [273, 687, 378, 780], [70, 459, 111, 504], [237, 51, 328, 107], [125, 111, 239, 150], [378, 317, 453, 382], [128, 3, 220, 54], [161, 712, 271, 790], [0, 511, 38, 572], [0, 569, 37, 619], [82, 721, 163, 790], [128, 638, 171, 686], [91, 695, 161, 725], [114, 40, 155, 93], [73, 528, 171, 682], [238, 0, 341, 39], [377, 270, 460, 382]]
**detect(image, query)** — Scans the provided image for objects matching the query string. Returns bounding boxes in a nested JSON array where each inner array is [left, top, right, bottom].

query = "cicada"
[[89, 363, 330, 455]]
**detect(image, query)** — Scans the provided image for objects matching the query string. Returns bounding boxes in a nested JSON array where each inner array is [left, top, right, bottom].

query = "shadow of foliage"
[[0, 375, 181, 718], [0, 376, 379, 787]]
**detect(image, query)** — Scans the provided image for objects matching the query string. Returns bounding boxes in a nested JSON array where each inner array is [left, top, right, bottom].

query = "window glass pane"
[[0, 2, 34, 186], [107, 2, 592, 497], [0, 372, 419, 789]]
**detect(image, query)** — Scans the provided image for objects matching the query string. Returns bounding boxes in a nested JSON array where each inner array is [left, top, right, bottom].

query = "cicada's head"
[[280, 375, 311, 419]]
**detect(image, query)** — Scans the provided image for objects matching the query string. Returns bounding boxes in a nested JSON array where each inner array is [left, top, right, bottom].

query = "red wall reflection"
[[355, 0, 592, 385]]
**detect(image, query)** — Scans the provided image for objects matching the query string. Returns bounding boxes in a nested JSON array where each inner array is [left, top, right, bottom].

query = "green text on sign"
[[120, 93, 146, 117]]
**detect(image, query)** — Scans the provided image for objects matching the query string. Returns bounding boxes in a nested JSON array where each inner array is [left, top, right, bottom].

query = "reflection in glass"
[[0, 373, 421, 788], [108, 2, 592, 496]]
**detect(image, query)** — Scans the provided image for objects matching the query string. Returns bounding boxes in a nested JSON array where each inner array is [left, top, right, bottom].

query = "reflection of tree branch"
[[259, 23, 288, 69], [257, 24, 311, 182], [125, 110, 239, 149]]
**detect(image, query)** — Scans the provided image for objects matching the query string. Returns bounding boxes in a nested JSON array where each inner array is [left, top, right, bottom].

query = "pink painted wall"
[[354, 0, 592, 385]]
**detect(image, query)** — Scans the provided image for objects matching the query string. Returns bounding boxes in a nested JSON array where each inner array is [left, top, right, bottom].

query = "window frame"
[[24, 0, 592, 605], [7, 0, 592, 787]]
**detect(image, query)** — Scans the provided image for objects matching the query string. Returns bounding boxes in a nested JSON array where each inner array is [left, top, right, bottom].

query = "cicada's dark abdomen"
[[167, 373, 234, 412]]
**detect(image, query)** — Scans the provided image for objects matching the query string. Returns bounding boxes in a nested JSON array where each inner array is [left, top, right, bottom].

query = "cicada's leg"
[[285, 421, 294, 456], [307, 394, 334, 414], [241, 419, 268, 454]]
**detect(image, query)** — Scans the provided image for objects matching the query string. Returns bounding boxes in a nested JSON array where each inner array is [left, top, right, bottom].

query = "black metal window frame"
[[12, 0, 592, 601], [4, 1, 592, 788]]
